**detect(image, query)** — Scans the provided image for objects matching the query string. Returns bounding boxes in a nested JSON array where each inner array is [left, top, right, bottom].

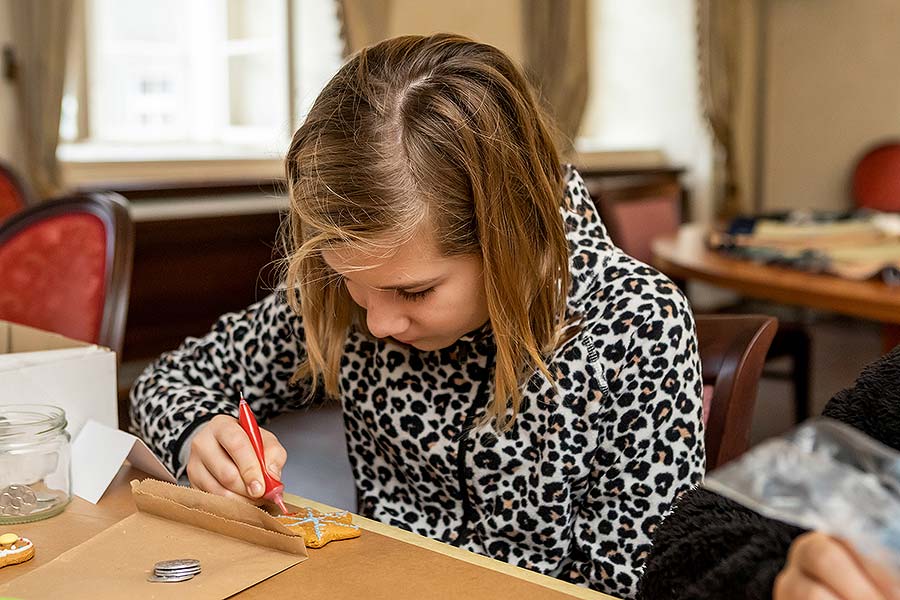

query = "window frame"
[[59, 0, 317, 187]]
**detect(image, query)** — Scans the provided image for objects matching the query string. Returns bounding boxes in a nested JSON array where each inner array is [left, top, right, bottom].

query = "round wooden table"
[[652, 223, 900, 348]]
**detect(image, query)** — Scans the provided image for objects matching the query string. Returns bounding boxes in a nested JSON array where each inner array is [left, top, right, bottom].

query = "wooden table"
[[0, 465, 616, 600], [652, 223, 900, 349]]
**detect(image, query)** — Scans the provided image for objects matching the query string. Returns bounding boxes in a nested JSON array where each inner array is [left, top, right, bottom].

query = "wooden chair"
[[696, 314, 778, 470], [0, 192, 135, 359], [0, 160, 33, 223]]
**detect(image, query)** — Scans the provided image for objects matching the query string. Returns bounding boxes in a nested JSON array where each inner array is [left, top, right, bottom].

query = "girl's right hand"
[[186, 414, 287, 504], [774, 532, 900, 600]]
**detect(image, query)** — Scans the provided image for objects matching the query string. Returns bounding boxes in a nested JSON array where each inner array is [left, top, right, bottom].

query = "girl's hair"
[[283, 33, 569, 431]]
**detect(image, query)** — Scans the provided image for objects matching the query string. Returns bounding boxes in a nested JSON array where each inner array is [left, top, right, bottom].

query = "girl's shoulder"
[[567, 249, 696, 363], [559, 164, 692, 340], [569, 234, 693, 319]]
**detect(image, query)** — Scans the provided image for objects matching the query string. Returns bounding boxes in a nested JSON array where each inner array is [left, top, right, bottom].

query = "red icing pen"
[[237, 390, 288, 515]]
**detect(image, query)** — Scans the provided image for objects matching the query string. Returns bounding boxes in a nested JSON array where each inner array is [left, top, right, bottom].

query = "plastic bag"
[[704, 418, 900, 569]]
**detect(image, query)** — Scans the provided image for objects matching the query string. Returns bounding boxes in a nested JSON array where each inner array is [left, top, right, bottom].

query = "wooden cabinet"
[[123, 210, 283, 363]]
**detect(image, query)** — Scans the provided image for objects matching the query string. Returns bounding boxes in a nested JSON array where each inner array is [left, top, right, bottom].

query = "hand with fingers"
[[775, 532, 900, 600], [186, 414, 288, 504]]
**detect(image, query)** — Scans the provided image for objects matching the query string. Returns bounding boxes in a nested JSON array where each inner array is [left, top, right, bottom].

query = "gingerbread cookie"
[[275, 508, 360, 548], [0, 533, 35, 568]]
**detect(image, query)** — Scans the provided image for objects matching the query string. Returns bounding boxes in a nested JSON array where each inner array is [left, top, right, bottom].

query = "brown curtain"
[[337, 0, 392, 57], [697, 0, 761, 218], [10, 0, 74, 199], [522, 0, 589, 155]]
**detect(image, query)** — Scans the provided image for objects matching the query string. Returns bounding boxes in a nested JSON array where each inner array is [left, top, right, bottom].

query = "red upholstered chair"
[[0, 161, 33, 223], [696, 314, 778, 471], [0, 193, 134, 357], [593, 178, 682, 265], [852, 141, 900, 212]]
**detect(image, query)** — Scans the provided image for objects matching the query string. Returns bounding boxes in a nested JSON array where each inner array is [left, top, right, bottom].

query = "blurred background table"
[[652, 223, 900, 351]]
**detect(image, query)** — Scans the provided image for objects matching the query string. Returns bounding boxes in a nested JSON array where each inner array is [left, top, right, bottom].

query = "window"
[[577, 0, 713, 219], [59, 0, 343, 166], [578, 0, 705, 153]]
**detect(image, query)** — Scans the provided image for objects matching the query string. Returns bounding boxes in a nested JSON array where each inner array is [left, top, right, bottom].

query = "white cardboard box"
[[0, 320, 176, 503], [0, 320, 118, 436]]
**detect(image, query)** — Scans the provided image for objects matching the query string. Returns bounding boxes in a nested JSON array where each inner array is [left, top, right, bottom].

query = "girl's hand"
[[774, 532, 900, 600], [186, 414, 287, 504]]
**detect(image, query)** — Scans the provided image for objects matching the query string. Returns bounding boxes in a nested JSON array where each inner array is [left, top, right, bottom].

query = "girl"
[[131, 34, 704, 598]]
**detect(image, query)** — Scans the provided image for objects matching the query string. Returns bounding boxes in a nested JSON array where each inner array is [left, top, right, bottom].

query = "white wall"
[[763, 0, 900, 212], [579, 0, 714, 221]]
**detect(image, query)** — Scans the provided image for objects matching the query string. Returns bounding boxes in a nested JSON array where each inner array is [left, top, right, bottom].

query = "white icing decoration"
[[0, 537, 32, 559], [278, 509, 359, 541]]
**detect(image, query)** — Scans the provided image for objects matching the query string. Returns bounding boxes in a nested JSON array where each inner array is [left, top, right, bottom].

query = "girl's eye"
[[397, 288, 434, 302]]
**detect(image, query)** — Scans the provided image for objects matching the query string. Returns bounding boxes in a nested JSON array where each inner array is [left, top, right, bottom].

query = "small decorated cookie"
[[0, 533, 35, 568], [275, 508, 361, 548]]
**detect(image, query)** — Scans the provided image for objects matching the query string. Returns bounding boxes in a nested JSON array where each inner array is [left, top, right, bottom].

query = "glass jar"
[[0, 404, 71, 524]]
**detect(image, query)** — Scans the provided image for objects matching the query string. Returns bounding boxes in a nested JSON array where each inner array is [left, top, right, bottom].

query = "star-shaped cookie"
[[275, 507, 361, 548]]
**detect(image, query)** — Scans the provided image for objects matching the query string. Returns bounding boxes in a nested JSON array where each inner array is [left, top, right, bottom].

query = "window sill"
[[59, 142, 286, 190], [128, 193, 289, 222], [571, 143, 668, 171]]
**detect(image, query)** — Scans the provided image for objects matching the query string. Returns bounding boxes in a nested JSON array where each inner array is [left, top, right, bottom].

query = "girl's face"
[[322, 230, 489, 351]]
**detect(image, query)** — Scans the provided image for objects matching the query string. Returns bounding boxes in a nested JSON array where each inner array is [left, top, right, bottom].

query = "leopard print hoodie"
[[131, 167, 705, 598]]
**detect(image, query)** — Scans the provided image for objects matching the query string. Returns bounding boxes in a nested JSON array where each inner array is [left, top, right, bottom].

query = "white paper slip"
[[72, 419, 176, 504]]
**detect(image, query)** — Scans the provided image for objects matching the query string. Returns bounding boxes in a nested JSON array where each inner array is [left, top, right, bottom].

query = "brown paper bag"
[[0, 479, 309, 599], [130, 478, 307, 555]]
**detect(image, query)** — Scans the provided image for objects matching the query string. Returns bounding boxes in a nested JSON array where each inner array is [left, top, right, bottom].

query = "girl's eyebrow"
[[323, 255, 443, 291], [374, 277, 442, 292]]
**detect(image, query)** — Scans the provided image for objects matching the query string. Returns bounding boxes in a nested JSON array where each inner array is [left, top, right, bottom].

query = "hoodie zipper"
[[454, 351, 495, 544]]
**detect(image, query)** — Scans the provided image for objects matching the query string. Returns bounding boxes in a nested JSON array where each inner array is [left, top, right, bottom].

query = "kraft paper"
[[0, 478, 308, 599]]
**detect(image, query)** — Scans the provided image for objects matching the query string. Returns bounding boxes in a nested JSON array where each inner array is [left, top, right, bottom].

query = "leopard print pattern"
[[131, 167, 705, 598]]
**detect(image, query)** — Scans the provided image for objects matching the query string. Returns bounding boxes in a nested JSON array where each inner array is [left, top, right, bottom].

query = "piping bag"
[[238, 390, 289, 515]]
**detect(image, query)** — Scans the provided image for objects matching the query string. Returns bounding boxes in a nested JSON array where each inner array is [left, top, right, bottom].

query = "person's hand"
[[775, 531, 900, 600], [186, 414, 287, 504]]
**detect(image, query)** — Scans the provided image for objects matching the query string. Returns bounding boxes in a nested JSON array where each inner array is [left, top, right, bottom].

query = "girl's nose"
[[365, 297, 411, 339]]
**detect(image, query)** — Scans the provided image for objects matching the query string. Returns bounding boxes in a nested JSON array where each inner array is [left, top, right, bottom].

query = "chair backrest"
[[0, 192, 134, 357], [852, 140, 900, 212], [593, 180, 682, 264], [0, 161, 33, 223], [696, 314, 778, 471]]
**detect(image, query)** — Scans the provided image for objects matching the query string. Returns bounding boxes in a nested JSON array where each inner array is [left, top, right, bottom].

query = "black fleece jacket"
[[638, 345, 900, 600]]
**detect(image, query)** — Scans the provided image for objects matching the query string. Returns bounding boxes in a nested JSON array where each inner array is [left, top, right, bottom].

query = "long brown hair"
[[283, 33, 569, 430]]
